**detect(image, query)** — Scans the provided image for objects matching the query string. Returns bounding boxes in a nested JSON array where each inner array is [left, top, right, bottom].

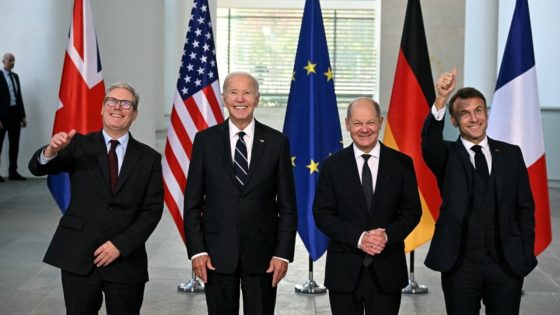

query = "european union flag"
[[283, 0, 342, 261]]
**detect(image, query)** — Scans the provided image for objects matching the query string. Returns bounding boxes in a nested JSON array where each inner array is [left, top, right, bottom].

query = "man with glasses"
[[29, 82, 163, 314]]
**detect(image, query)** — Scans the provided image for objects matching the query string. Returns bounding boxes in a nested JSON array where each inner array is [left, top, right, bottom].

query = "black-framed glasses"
[[104, 97, 135, 110]]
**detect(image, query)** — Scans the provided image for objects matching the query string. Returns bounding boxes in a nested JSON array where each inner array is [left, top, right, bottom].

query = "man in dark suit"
[[183, 71, 297, 315], [29, 82, 163, 315], [313, 97, 421, 315], [0, 53, 27, 181], [422, 69, 537, 314]]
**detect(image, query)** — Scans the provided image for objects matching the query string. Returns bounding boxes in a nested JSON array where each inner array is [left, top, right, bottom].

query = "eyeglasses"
[[104, 97, 135, 110]]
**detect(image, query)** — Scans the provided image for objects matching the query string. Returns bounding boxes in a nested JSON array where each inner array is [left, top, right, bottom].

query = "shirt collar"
[[229, 118, 255, 140], [102, 130, 130, 149], [461, 136, 489, 152], [353, 140, 381, 160]]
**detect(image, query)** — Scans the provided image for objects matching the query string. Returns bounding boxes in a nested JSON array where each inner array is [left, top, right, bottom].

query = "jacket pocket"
[[60, 215, 85, 231], [203, 221, 219, 234]]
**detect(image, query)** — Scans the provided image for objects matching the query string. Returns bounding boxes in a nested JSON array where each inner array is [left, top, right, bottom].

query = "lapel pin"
[[259, 139, 264, 143]]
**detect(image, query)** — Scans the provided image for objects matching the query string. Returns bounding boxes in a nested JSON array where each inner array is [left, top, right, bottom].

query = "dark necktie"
[[361, 154, 373, 211], [108, 140, 120, 193], [8, 72, 17, 93], [471, 145, 489, 182], [234, 131, 248, 187]]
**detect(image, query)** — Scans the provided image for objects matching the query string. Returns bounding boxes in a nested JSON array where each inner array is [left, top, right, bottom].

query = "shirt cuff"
[[357, 231, 367, 249], [191, 252, 208, 260], [273, 256, 289, 263], [431, 104, 446, 121], [39, 149, 57, 165]]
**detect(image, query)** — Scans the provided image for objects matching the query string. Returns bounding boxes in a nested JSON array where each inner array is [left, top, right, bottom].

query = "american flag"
[[48, 0, 105, 213], [163, 0, 224, 242]]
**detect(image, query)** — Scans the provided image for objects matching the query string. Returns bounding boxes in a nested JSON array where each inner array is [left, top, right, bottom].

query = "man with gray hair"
[[29, 82, 163, 314]]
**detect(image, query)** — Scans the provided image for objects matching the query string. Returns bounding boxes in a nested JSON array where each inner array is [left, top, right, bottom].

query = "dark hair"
[[448, 87, 486, 116]]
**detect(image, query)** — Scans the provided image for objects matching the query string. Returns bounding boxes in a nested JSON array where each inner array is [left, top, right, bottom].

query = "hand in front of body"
[[360, 228, 387, 256], [93, 241, 121, 267]]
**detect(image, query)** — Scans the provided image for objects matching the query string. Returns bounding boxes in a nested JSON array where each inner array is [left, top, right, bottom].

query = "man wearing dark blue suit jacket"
[[423, 69, 537, 315], [29, 82, 163, 314], [183, 72, 297, 315], [0, 53, 27, 181], [313, 97, 421, 315]]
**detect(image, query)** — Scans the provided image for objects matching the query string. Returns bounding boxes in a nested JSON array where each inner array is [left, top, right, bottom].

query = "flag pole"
[[178, 270, 205, 293], [295, 256, 326, 294], [402, 250, 428, 294]]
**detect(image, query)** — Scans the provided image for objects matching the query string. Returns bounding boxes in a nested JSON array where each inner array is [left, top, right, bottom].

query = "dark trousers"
[[61, 269, 145, 315], [0, 109, 21, 174], [329, 267, 402, 315], [205, 269, 277, 315], [442, 255, 523, 315]]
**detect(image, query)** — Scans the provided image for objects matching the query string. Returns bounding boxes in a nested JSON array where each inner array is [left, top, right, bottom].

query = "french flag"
[[48, 0, 105, 213], [488, 0, 551, 255]]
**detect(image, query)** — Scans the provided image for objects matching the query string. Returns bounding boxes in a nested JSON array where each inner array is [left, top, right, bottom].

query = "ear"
[[345, 117, 350, 132], [450, 115, 458, 128]]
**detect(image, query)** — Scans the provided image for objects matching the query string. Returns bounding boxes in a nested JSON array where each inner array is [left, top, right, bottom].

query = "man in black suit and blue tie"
[[183, 72, 297, 315], [313, 97, 422, 315], [422, 69, 537, 314], [0, 52, 27, 181]]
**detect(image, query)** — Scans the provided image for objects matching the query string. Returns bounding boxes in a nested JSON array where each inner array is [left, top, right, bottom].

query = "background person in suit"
[[0, 52, 27, 181], [313, 97, 421, 315], [28, 82, 163, 315], [183, 71, 297, 315], [422, 69, 537, 314]]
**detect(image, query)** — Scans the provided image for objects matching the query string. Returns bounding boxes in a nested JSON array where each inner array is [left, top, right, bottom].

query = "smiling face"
[[101, 87, 137, 138], [222, 73, 259, 130], [450, 97, 488, 144], [345, 98, 383, 153]]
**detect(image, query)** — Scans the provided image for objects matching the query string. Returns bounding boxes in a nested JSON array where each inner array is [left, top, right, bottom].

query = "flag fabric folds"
[[163, 0, 224, 242], [48, 0, 105, 213], [488, 0, 551, 255], [283, 0, 342, 261], [383, 0, 441, 252]]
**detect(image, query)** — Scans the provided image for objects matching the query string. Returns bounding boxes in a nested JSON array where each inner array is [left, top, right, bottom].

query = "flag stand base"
[[402, 272, 428, 294], [295, 258, 327, 294], [295, 279, 327, 294], [178, 271, 205, 293]]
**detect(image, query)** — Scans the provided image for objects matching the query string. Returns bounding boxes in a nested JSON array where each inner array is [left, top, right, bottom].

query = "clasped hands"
[[360, 228, 387, 256]]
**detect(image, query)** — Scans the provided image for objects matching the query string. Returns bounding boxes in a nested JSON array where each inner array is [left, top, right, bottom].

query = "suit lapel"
[[217, 120, 238, 189], [371, 143, 392, 218], [115, 134, 142, 194], [488, 138, 504, 206], [343, 145, 369, 214], [94, 132, 112, 193], [245, 120, 265, 189], [454, 137, 474, 186]]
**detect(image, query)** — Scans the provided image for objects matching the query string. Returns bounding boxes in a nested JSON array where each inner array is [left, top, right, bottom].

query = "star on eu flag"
[[306, 159, 320, 174], [304, 60, 317, 75]]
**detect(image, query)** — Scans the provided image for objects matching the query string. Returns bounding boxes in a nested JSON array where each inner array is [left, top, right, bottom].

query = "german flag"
[[383, 0, 440, 252]]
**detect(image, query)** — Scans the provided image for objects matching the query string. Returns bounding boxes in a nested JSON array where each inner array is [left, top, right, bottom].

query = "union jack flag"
[[48, 0, 105, 213], [163, 0, 224, 242]]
